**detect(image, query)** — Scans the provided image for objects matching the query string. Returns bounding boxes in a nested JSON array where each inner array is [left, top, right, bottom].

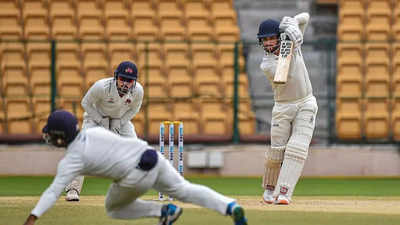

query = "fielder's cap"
[[42, 110, 79, 139], [115, 61, 138, 80]]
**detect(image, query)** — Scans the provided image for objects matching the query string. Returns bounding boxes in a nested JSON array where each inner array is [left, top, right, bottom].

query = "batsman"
[[258, 12, 318, 205]]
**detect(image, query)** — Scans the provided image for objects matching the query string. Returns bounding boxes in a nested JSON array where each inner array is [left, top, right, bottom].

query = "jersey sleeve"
[[81, 81, 104, 123], [121, 83, 144, 124], [31, 149, 84, 218]]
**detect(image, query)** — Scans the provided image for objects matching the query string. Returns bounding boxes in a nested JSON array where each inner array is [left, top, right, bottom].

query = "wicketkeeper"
[[22, 110, 248, 225], [65, 61, 144, 201], [258, 12, 318, 204]]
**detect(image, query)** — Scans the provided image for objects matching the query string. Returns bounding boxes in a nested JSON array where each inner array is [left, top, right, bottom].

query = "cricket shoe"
[[274, 194, 290, 205], [227, 202, 248, 225], [159, 203, 183, 225], [65, 189, 80, 201], [262, 189, 275, 204]]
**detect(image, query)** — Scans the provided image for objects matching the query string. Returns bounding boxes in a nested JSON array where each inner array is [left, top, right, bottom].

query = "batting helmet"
[[257, 19, 280, 39], [42, 110, 79, 147]]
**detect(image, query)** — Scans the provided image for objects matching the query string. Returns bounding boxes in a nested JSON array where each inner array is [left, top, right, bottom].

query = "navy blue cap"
[[114, 61, 138, 80], [42, 110, 79, 144]]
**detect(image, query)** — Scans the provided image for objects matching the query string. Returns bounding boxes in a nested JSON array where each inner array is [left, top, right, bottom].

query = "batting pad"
[[273, 141, 308, 198], [262, 146, 285, 189]]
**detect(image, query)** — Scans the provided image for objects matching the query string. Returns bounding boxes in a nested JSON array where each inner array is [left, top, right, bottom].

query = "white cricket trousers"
[[66, 118, 139, 193], [105, 152, 235, 219]]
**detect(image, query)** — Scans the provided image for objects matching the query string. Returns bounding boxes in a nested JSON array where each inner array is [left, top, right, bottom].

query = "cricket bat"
[[273, 32, 293, 84]]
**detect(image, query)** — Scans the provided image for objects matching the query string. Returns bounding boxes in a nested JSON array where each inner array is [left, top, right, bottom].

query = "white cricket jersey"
[[260, 15, 313, 103], [31, 127, 149, 217], [81, 78, 144, 124]]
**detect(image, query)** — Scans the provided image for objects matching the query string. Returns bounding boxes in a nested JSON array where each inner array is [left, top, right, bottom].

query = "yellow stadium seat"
[[159, 16, 186, 41], [158, 0, 184, 18], [131, 0, 157, 17], [77, 0, 105, 40], [57, 98, 84, 127], [336, 98, 363, 139], [0, 0, 22, 39], [191, 43, 218, 68], [209, 0, 239, 41], [0, 97, 5, 133], [32, 96, 51, 133], [2, 66, 29, 97], [6, 97, 33, 134], [0, 42, 27, 97], [336, 43, 363, 98], [393, 3, 400, 40], [49, 0, 77, 40], [194, 68, 224, 98], [223, 72, 250, 98], [147, 100, 173, 136], [364, 98, 390, 139], [184, 0, 209, 18], [132, 109, 145, 137], [108, 42, 136, 70], [164, 43, 190, 67], [144, 64, 169, 98], [365, 43, 390, 98], [104, 0, 132, 40], [392, 98, 400, 141], [199, 98, 229, 135], [23, 0, 50, 39], [27, 42, 52, 97], [166, 65, 193, 98], [365, 0, 392, 41], [172, 100, 200, 135], [132, 15, 159, 41], [209, 0, 236, 19], [392, 43, 400, 97], [337, 0, 365, 41], [81, 42, 109, 88], [186, 16, 215, 41], [136, 42, 163, 67], [58, 67, 84, 98], [227, 98, 255, 135]]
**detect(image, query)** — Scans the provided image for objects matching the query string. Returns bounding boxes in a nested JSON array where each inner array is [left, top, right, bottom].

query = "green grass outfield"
[[1, 176, 400, 225]]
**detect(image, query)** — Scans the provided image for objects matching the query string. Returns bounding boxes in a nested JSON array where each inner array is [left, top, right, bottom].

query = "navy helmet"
[[42, 110, 79, 147], [257, 19, 281, 53], [257, 19, 280, 40], [114, 61, 138, 94]]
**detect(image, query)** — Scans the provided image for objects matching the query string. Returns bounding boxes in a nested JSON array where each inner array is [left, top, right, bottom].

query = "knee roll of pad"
[[137, 149, 158, 171], [285, 141, 308, 161]]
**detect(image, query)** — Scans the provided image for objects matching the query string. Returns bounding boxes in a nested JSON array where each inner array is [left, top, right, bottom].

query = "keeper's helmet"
[[257, 19, 281, 53], [42, 110, 79, 147], [114, 61, 138, 95]]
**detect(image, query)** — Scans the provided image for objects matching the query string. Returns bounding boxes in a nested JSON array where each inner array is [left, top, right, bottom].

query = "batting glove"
[[279, 17, 303, 48], [110, 118, 121, 134]]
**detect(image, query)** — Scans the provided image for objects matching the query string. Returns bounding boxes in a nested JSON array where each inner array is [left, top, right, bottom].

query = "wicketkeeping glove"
[[110, 118, 121, 134], [98, 116, 110, 129]]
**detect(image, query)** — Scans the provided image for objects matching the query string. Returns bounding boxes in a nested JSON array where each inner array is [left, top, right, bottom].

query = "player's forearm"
[[81, 98, 103, 123], [31, 187, 61, 217], [121, 108, 137, 124]]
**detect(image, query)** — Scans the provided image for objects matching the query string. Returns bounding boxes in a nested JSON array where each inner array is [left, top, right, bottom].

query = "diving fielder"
[[258, 12, 318, 204], [65, 61, 144, 201], [22, 110, 248, 225]]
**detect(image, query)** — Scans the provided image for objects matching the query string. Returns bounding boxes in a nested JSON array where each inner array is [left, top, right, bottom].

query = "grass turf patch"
[[0, 176, 400, 196]]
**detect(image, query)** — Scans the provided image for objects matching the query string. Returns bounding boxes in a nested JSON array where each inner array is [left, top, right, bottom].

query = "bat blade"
[[273, 33, 293, 84]]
